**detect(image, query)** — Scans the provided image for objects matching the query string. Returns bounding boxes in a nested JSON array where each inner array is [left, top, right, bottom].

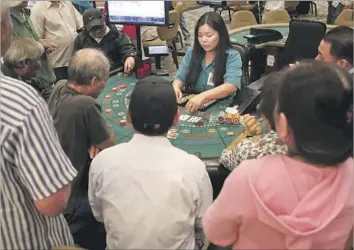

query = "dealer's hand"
[[124, 56, 135, 73], [186, 93, 207, 112]]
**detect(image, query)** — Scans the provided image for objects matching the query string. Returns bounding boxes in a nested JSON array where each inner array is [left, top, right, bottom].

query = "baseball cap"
[[83, 8, 104, 31], [129, 78, 177, 135]]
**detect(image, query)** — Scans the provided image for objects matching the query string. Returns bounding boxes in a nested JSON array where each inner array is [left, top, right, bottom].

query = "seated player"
[[172, 12, 242, 112], [220, 74, 287, 171], [203, 60, 353, 249], [74, 8, 138, 73], [88, 81, 213, 250], [2, 37, 53, 101], [48, 48, 116, 250], [316, 26, 353, 74]]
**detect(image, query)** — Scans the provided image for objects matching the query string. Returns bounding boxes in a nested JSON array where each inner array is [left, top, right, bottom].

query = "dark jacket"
[[74, 24, 138, 71]]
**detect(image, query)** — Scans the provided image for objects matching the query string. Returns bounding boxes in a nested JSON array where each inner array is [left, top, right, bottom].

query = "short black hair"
[[259, 73, 282, 130], [129, 79, 177, 136], [276, 60, 353, 166], [323, 26, 353, 65]]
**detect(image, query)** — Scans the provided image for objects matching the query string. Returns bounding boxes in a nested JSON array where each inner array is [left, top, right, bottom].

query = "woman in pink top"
[[203, 60, 353, 249]]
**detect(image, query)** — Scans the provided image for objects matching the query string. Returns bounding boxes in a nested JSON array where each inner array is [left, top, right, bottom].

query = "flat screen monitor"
[[107, 1, 169, 26]]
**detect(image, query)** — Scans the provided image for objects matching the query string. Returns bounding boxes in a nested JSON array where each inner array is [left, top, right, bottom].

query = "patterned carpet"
[[163, 1, 329, 76]]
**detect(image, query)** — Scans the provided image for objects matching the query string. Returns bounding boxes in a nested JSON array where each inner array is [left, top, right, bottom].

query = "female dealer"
[[172, 12, 242, 112]]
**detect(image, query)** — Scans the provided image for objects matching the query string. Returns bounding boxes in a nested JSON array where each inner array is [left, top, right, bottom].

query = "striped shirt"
[[0, 73, 77, 249]]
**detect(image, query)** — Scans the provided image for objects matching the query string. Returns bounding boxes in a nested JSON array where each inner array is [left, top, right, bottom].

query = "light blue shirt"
[[175, 48, 242, 93]]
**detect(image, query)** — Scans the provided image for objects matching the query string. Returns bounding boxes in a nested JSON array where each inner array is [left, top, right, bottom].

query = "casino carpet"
[[163, 1, 328, 77]]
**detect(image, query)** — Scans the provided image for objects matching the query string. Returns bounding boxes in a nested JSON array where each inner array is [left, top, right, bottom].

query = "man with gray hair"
[[48, 48, 116, 250], [2, 37, 53, 101]]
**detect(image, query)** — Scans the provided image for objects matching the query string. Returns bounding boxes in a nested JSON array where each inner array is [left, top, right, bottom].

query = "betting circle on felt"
[[98, 75, 267, 160]]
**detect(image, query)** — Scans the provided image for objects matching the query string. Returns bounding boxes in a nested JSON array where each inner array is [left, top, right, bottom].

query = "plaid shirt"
[[220, 130, 288, 171]]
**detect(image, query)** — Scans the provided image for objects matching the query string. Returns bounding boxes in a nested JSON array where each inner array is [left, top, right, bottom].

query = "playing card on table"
[[188, 116, 202, 123], [179, 114, 191, 121]]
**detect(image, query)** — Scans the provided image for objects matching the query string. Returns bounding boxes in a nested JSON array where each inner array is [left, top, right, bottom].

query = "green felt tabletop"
[[98, 74, 267, 161], [229, 23, 336, 47]]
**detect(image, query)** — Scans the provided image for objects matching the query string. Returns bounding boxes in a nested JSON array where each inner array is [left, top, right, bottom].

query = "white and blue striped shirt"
[[0, 74, 77, 249]]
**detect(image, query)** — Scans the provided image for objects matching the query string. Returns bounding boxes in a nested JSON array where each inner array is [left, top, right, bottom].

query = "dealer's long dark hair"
[[185, 12, 231, 93]]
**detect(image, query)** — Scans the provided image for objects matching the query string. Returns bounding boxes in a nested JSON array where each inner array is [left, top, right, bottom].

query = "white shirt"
[[89, 134, 213, 249], [332, 1, 345, 8], [265, 1, 285, 10], [30, 1, 83, 67]]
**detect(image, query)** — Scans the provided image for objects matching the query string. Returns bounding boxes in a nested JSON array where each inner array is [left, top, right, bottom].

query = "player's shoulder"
[[184, 47, 193, 57], [226, 47, 241, 58], [171, 147, 207, 172]]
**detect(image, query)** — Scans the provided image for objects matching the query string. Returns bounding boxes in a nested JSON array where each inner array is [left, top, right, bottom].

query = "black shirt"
[[48, 80, 111, 213]]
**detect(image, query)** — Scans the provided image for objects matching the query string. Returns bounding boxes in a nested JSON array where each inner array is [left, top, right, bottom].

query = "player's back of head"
[[128, 79, 178, 136], [276, 60, 352, 166], [68, 48, 110, 86]]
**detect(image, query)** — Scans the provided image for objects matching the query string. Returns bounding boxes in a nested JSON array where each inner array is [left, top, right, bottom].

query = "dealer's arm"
[[187, 51, 242, 112]]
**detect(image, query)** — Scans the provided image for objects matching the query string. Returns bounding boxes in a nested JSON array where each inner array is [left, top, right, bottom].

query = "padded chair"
[[231, 42, 256, 89], [171, 1, 185, 47], [206, 165, 231, 200], [220, 1, 257, 22], [334, 9, 354, 27], [262, 9, 291, 24], [284, 19, 326, 64], [230, 10, 257, 29], [309, 1, 318, 16], [142, 9, 181, 69], [285, 1, 299, 18]]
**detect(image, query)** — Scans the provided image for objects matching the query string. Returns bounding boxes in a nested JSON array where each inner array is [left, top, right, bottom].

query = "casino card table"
[[98, 74, 268, 198], [98, 74, 267, 165]]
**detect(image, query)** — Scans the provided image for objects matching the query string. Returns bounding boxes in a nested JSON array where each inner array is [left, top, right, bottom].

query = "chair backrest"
[[284, 19, 326, 63], [231, 43, 255, 88], [157, 10, 180, 41], [334, 9, 354, 27], [285, 1, 299, 11], [228, 1, 247, 7], [173, 1, 184, 13], [230, 10, 257, 29], [262, 9, 291, 24]]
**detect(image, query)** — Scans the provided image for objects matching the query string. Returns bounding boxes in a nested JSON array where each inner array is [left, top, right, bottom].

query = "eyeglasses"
[[90, 25, 105, 33]]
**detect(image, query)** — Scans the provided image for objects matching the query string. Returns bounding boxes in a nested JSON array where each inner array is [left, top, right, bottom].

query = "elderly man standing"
[[2, 37, 53, 101], [0, 1, 77, 249], [48, 48, 116, 250], [31, 1, 83, 81], [10, 1, 57, 91]]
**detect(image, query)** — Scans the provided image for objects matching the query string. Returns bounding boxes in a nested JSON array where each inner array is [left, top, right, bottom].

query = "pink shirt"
[[203, 155, 353, 249]]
